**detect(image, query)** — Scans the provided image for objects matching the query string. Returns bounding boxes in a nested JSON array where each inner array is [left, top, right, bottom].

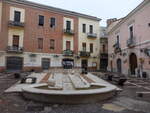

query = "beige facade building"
[[78, 17, 100, 70]]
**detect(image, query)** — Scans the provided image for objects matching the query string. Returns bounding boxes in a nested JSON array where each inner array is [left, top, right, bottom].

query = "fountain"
[[22, 70, 118, 104]]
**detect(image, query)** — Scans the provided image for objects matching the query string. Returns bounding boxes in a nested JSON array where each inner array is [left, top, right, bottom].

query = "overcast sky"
[[28, 0, 143, 26]]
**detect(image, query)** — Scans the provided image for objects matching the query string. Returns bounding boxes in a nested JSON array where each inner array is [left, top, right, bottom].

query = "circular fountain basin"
[[22, 73, 117, 104]]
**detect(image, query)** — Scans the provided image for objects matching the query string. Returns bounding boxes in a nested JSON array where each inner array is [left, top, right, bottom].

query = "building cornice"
[[108, 0, 149, 34], [4, 0, 101, 21]]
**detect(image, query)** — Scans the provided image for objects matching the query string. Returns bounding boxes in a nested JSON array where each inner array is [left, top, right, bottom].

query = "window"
[[50, 39, 55, 50], [39, 15, 44, 26], [50, 17, 56, 28], [13, 35, 19, 48], [66, 21, 71, 30], [117, 35, 119, 43], [90, 43, 93, 53], [82, 43, 86, 51], [89, 25, 93, 34], [82, 24, 86, 33], [66, 41, 71, 50], [129, 26, 133, 38], [38, 38, 43, 49], [14, 11, 21, 22], [102, 44, 106, 53]]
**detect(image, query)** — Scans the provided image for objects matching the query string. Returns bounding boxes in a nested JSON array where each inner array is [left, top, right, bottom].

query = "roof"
[[108, 0, 149, 33], [4, 0, 101, 21]]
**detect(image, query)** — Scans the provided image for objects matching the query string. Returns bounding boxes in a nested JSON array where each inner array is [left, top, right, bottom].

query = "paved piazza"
[[0, 71, 150, 113]]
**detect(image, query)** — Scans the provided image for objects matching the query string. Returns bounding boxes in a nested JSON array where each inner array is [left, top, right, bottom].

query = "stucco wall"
[[78, 17, 100, 56], [0, 2, 2, 32], [108, 1, 150, 77]]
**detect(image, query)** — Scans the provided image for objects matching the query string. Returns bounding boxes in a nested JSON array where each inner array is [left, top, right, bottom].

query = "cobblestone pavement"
[[0, 72, 150, 113]]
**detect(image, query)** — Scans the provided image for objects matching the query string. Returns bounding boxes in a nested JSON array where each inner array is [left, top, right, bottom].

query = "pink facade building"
[[107, 0, 150, 78]]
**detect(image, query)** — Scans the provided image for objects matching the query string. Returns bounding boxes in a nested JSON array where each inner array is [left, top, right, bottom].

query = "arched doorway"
[[129, 53, 138, 75], [117, 58, 122, 73]]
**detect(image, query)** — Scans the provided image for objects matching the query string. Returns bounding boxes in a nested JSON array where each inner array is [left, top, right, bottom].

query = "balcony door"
[[66, 41, 71, 50], [14, 11, 21, 22], [82, 43, 86, 51], [13, 35, 19, 48], [66, 21, 71, 30]]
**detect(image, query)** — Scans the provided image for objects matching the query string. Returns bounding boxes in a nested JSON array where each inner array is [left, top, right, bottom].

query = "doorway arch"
[[129, 53, 138, 75], [117, 58, 122, 73]]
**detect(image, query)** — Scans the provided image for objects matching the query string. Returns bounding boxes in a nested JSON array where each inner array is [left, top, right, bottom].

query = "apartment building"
[[99, 27, 108, 71], [77, 17, 100, 70], [107, 0, 150, 78], [0, 0, 100, 72]]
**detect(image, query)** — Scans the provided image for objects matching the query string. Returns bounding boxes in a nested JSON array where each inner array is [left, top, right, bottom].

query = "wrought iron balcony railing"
[[6, 46, 24, 53], [87, 33, 97, 38], [79, 51, 91, 57], [8, 20, 25, 27], [63, 50, 74, 56], [113, 42, 121, 53], [100, 53, 108, 59], [63, 29, 74, 35], [113, 42, 120, 49], [127, 37, 136, 47]]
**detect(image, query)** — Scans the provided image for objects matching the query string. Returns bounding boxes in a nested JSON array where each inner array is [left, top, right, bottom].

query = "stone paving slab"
[[113, 97, 150, 113], [1, 72, 150, 113], [5, 73, 46, 93], [102, 103, 125, 112]]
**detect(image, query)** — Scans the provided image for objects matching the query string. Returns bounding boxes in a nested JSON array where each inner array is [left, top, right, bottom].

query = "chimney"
[[107, 18, 117, 27]]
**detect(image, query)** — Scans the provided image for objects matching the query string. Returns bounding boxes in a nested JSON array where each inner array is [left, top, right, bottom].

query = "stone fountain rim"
[[22, 83, 117, 96]]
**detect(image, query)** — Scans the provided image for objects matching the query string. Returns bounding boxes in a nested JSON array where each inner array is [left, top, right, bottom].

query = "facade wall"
[[62, 16, 78, 53], [9, 6, 25, 22], [0, 0, 100, 72], [108, 1, 150, 77], [78, 17, 100, 69], [0, 1, 2, 32], [8, 28, 24, 47]]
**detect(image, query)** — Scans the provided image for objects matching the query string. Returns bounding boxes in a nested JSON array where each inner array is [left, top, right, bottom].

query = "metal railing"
[[87, 33, 97, 38], [63, 29, 74, 35], [63, 50, 74, 56], [6, 46, 24, 53], [127, 37, 136, 47], [8, 20, 25, 27], [80, 51, 91, 57]]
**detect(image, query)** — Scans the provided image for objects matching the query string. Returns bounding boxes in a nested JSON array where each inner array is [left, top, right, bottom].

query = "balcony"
[[63, 50, 74, 56], [113, 42, 121, 53], [6, 46, 24, 54], [8, 20, 25, 28], [100, 53, 108, 59], [63, 29, 74, 35], [87, 33, 97, 38], [80, 51, 91, 57], [113, 42, 120, 49], [127, 37, 136, 47]]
